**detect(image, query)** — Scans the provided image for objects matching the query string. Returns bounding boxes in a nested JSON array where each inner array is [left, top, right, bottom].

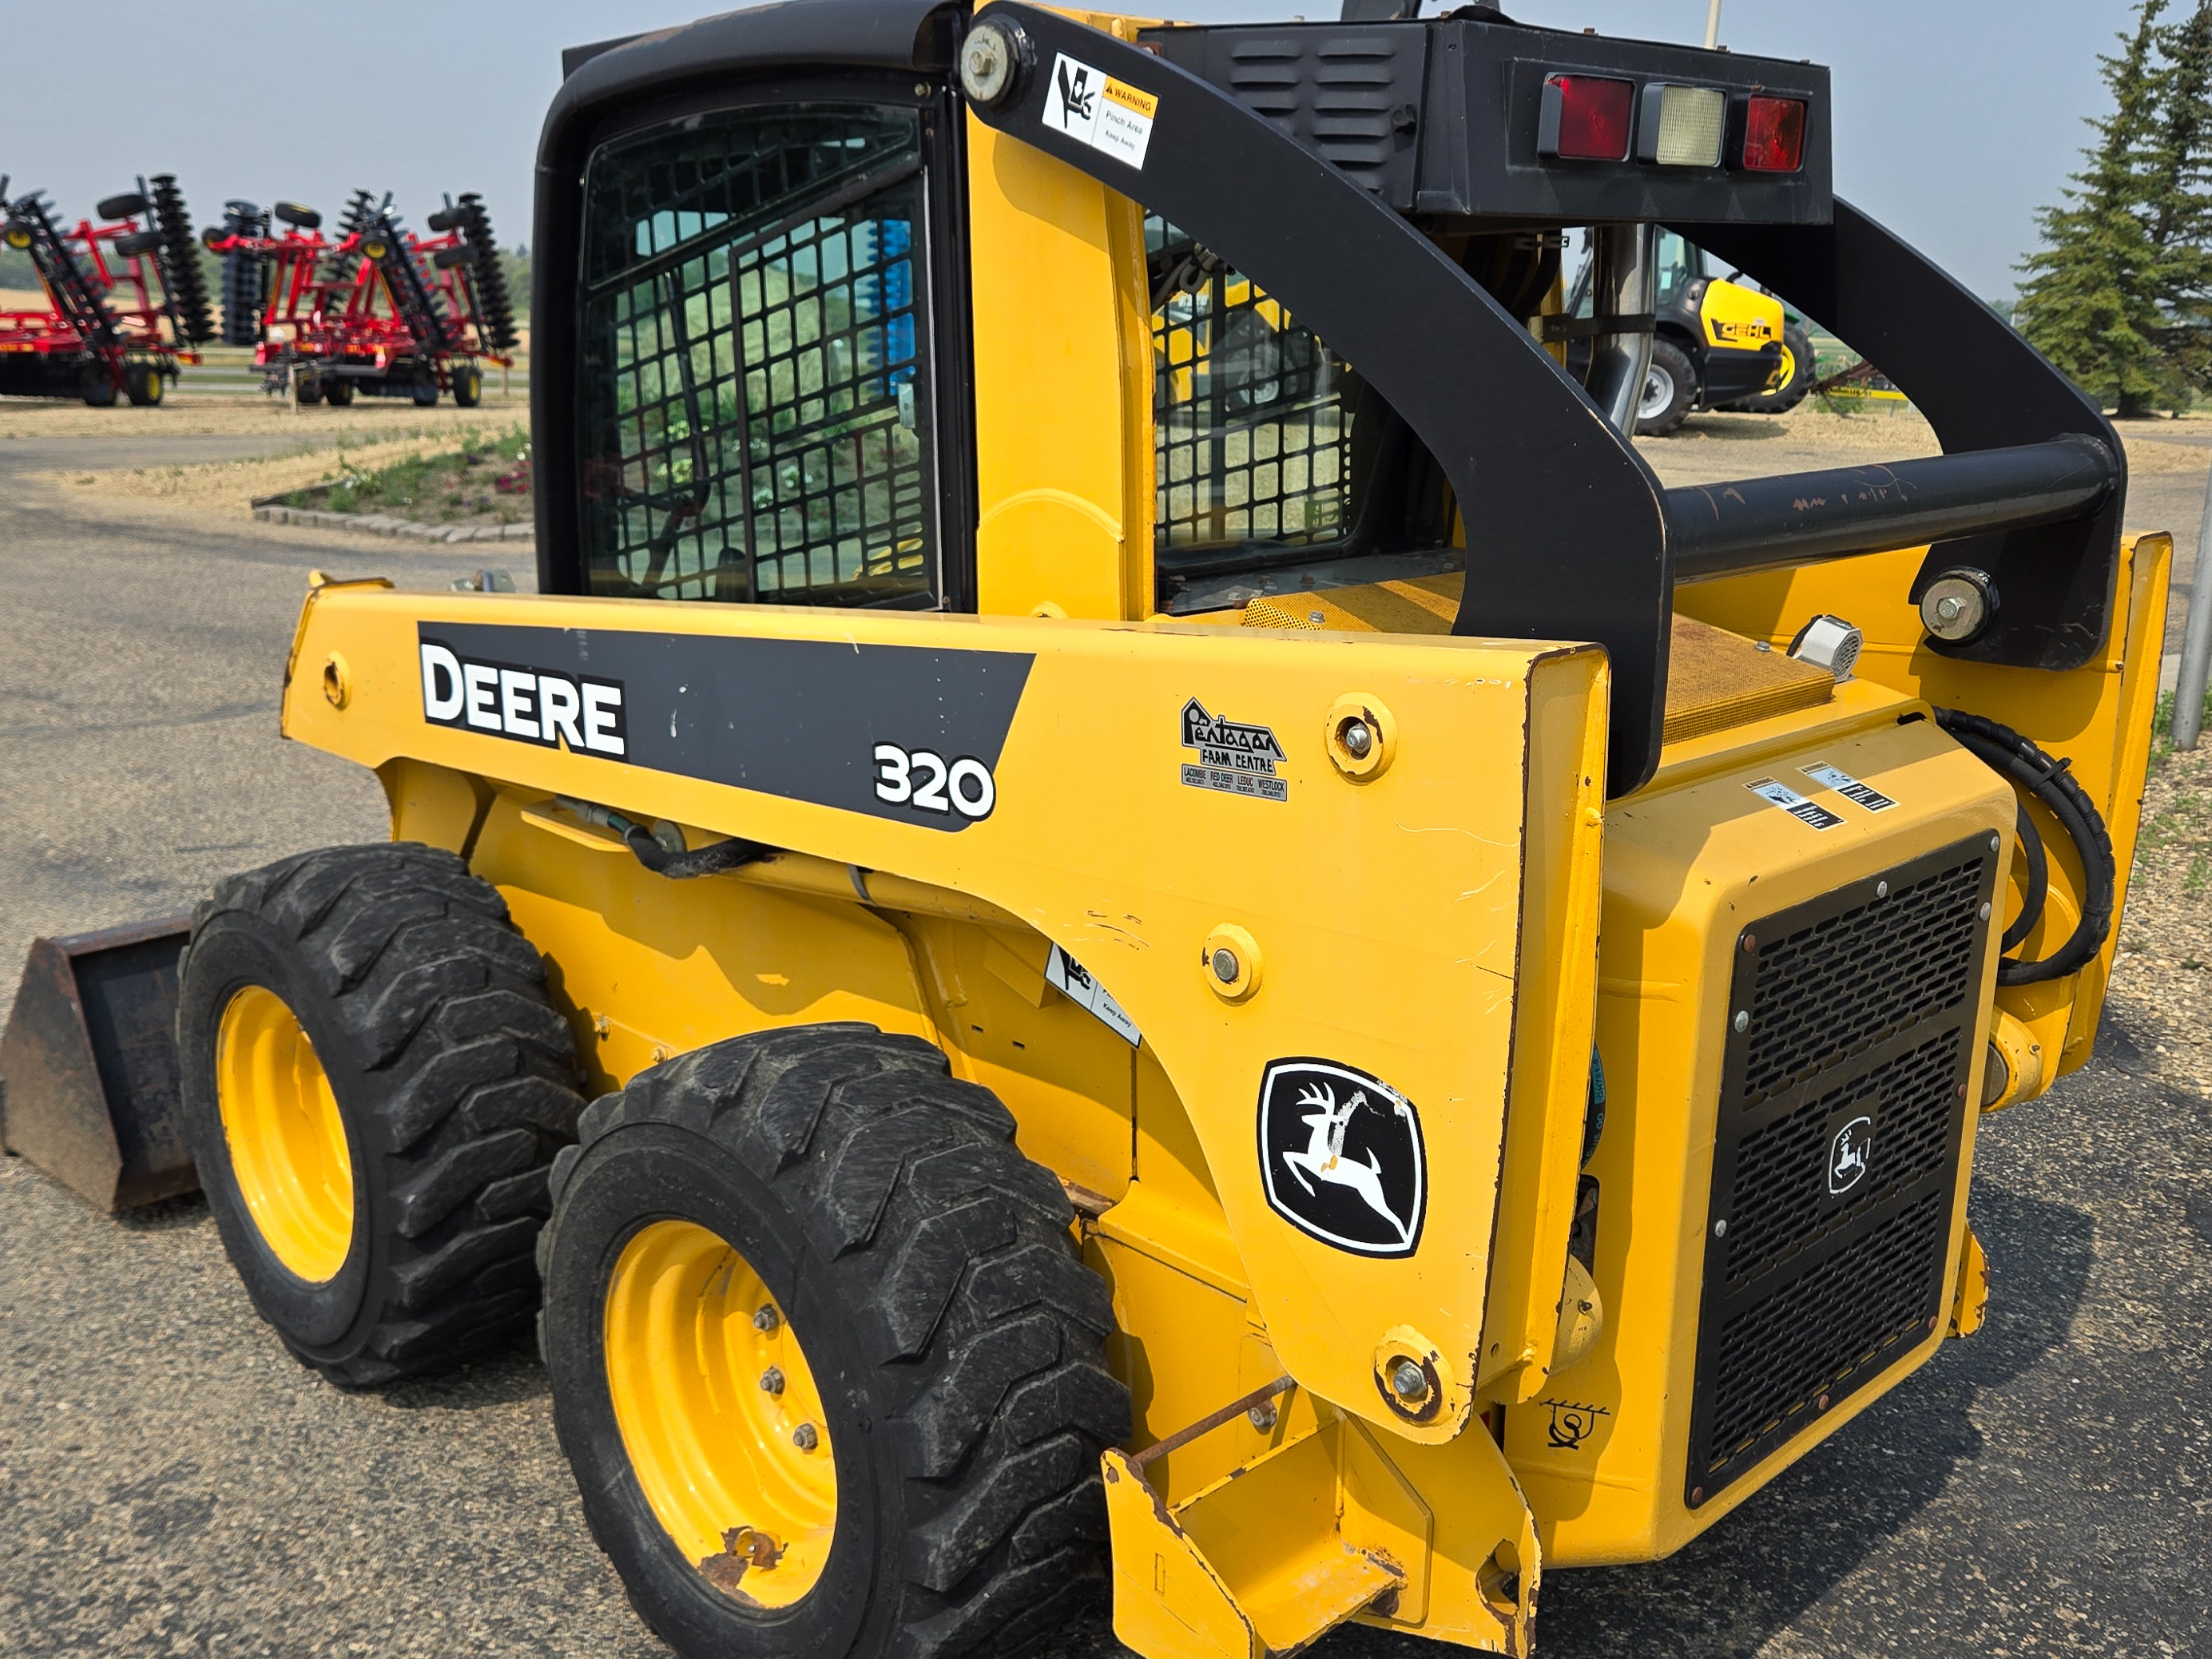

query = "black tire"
[[412, 378, 440, 407], [125, 363, 165, 407], [322, 377, 355, 407], [1723, 323, 1815, 415], [97, 191, 149, 222], [540, 1026, 1130, 1659], [81, 364, 118, 407], [1634, 338, 1697, 436], [295, 374, 324, 407], [113, 228, 163, 259], [177, 843, 586, 1387], [451, 363, 482, 407], [276, 201, 321, 230]]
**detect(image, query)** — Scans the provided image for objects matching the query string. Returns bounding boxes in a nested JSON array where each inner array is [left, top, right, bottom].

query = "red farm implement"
[[0, 176, 215, 406], [205, 191, 518, 407]]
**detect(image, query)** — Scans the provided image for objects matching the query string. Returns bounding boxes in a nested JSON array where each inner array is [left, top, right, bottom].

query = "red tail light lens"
[[1740, 95, 1806, 172], [1540, 74, 1635, 161]]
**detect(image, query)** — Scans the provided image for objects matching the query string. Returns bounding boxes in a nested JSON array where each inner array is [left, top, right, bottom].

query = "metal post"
[[1704, 0, 1723, 50], [2173, 454, 2212, 748], [1584, 223, 1658, 435]]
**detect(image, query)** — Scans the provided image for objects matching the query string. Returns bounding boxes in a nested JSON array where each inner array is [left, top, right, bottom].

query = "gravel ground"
[[0, 411, 2206, 1657]]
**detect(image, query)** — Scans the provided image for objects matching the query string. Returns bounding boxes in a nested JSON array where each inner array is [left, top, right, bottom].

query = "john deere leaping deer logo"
[[1257, 1060, 1425, 1257]]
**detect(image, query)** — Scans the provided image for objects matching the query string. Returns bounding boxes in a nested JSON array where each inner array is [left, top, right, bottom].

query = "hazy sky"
[[2, 1, 2132, 301]]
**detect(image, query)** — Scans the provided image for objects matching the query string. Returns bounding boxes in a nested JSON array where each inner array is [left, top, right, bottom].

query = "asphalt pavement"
[[0, 415, 2206, 1657]]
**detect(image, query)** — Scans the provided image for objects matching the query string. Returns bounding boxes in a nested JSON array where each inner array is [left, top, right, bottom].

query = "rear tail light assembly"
[[1737, 94, 1808, 172], [1540, 77, 1808, 174], [1539, 75, 1635, 161], [1638, 84, 1727, 168]]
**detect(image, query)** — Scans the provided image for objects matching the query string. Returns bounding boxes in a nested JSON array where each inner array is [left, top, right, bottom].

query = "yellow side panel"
[[284, 584, 1601, 1442], [1674, 533, 2170, 1086], [898, 914, 1138, 1201], [467, 791, 935, 1093], [377, 756, 490, 853], [967, 101, 1154, 620], [1478, 650, 1609, 1399]]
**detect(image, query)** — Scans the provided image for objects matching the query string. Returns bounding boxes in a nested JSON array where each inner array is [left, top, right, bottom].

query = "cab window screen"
[[1148, 217, 1455, 612], [578, 105, 934, 605]]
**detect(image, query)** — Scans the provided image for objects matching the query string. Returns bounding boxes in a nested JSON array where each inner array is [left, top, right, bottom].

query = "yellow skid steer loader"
[[0, 4, 2165, 1657]]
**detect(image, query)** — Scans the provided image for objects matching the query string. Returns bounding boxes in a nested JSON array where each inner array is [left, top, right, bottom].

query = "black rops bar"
[[1666, 435, 2120, 583]]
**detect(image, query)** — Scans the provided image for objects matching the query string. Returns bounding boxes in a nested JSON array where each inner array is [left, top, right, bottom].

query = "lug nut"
[[753, 1305, 780, 1333], [760, 1366, 785, 1395], [1388, 1358, 1427, 1400], [792, 1422, 820, 1451], [1211, 947, 1240, 985]]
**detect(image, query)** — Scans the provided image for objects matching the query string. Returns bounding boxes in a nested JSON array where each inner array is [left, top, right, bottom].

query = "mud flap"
[[0, 919, 196, 1211]]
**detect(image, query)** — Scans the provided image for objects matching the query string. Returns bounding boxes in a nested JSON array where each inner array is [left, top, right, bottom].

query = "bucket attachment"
[[0, 919, 197, 1212], [1103, 1379, 1454, 1659]]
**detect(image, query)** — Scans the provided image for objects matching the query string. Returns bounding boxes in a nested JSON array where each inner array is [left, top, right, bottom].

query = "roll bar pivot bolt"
[[959, 17, 1031, 108]]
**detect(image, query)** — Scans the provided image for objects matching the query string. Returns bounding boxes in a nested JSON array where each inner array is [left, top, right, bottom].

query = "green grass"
[[2150, 685, 2212, 770], [282, 425, 530, 522]]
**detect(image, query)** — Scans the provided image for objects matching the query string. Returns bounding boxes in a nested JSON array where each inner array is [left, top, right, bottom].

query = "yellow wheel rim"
[[606, 1220, 838, 1606], [145, 374, 164, 404], [215, 984, 355, 1282], [1768, 343, 1798, 395]]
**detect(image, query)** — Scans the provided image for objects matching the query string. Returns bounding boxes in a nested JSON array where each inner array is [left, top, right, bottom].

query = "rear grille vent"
[[1720, 1030, 1961, 1284], [1168, 29, 1429, 208], [1705, 1190, 1950, 1478], [1687, 836, 1996, 1507], [1741, 855, 1983, 1105]]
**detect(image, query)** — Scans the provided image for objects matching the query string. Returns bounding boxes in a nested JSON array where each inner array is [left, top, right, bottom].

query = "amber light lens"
[[1544, 74, 1634, 161], [1741, 95, 1807, 172]]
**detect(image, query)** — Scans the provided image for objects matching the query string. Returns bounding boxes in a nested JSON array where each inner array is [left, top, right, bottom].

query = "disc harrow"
[[202, 187, 514, 407], [0, 173, 209, 406]]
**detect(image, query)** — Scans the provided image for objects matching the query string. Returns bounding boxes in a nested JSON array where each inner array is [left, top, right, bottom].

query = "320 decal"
[[872, 743, 997, 820]]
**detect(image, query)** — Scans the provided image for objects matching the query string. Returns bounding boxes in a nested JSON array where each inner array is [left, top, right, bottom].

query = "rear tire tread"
[[186, 842, 584, 1385], [545, 1025, 1130, 1659]]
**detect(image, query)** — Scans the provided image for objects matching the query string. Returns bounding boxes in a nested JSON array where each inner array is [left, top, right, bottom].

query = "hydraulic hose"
[[554, 796, 773, 880], [1934, 709, 2115, 986]]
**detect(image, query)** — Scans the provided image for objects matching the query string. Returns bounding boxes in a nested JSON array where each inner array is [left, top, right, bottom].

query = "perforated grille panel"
[[1686, 835, 1997, 1506], [1741, 856, 1984, 1105]]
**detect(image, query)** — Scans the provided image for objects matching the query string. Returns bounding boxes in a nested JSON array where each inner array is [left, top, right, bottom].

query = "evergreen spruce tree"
[[2145, 0, 2212, 401], [2016, 2, 2170, 415]]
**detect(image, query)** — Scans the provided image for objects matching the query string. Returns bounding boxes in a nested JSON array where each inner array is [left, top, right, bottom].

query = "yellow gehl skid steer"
[[0, 2, 2167, 1656]]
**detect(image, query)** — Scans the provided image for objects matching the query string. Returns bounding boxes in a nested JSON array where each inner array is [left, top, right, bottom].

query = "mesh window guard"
[[579, 105, 935, 606], [1149, 216, 1352, 568]]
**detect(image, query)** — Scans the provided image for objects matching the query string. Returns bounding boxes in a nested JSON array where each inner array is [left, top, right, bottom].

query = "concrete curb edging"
[[251, 502, 534, 545]]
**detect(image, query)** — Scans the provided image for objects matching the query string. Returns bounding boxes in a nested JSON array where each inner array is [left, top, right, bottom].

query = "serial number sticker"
[[1746, 776, 1843, 831], [1042, 52, 1159, 169], [1800, 762, 1897, 812], [1046, 946, 1142, 1046]]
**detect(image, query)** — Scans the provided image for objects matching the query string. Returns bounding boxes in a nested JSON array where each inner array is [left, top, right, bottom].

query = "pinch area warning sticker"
[[1746, 776, 1844, 831], [1046, 946, 1141, 1046], [1042, 52, 1159, 169]]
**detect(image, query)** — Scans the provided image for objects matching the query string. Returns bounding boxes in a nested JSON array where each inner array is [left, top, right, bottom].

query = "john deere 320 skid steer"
[[5, 2, 2166, 1654]]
